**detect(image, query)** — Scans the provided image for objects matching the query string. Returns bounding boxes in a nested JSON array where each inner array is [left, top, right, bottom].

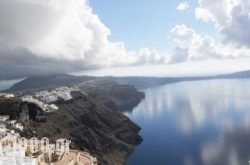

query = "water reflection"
[[201, 127, 250, 165], [127, 79, 250, 165]]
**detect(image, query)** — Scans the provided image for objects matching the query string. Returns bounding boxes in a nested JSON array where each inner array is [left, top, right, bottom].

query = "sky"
[[89, 0, 215, 51], [1, 0, 250, 79]]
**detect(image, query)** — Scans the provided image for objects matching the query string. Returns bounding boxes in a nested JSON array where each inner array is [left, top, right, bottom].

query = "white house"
[[0, 93, 15, 98], [0, 115, 9, 122], [15, 123, 24, 131], [8, 120, 17, 126]]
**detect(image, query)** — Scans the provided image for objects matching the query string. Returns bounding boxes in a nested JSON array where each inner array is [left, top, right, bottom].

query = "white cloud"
[[195, 0, 250, 47], [0, 0, 136, 66], [170, 25, 221, 61], [136, 48, 170, 65], [195, 0, 237, 29], [170, 24, 250, 63], [176, 2, 190, 11], [0, 0, 170, 78]]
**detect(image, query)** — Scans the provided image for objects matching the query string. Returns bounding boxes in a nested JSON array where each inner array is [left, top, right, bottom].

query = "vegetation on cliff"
[[0, 80, 144, 165]]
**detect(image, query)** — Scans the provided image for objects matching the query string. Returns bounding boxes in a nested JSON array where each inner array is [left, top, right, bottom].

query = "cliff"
[[26, 92, 142, 164], [78, 80, 145, 112], [0, 97, 43, 122], [0, 82, 144, 165]]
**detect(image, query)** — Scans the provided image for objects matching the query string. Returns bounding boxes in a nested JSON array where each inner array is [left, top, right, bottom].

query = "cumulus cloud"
[[176, 2, 190, 11], [135, 48, 170, 65], [169, 24, 250, 63], [195, 0, 250, 48], [170, 0, 250, 64], [167, 0, 250, 65], [0, 0, 169, 79], [170, 25, 222, 62], [0, 0, 143, 65]]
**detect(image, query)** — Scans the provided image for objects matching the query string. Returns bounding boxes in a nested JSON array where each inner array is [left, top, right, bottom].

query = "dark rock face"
[[79, 81, 145, 112], [0, 97, 42, 122], [23, 92, 143, 165], [0, 97, 22, 120], [19, 104, 29, 123]]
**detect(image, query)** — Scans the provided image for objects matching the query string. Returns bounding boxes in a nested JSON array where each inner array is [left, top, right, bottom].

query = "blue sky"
[[89, 0, 216, 52]]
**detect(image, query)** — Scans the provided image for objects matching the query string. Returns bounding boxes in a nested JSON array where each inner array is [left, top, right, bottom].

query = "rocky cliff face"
[[22, 91, 143, 165], [0, 97, 42, 122], [79, 81, 145, 112], [0, 82, 144, 165]]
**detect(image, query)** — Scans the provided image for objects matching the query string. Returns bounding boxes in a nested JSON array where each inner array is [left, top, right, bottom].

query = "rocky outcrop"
[[79, 81, 145, 112], [19, 104, 29, 123], [23, 91, 143, 165], [0, 97, 42, 121]]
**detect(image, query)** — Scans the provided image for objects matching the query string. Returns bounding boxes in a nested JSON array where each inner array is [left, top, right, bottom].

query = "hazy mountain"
[[5, 70, 250, 93], [6, 74, 94, 92], [218, 70, 250, 78]]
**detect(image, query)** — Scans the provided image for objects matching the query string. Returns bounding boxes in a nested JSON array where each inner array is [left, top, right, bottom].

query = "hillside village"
[[0, 114, 97, 165], [0, 86, 83, 113], [21, 87, 82, 112], [0, 89, 98, 165]]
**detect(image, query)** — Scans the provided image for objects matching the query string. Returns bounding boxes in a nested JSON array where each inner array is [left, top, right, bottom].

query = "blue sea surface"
[[0, 79, 23, 91], [127, 79, 250, 165]]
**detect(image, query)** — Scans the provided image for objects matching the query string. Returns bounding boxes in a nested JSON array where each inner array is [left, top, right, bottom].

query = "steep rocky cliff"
[[0, 82, 144, 165], [24, 93, 142, 164], [0, 97, 43, 122], [78, 81, 145, 112]]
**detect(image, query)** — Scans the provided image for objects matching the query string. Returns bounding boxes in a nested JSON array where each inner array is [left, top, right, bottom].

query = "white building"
[[0, 93, 15, 98], [0, 115, 9, 122], [8, 120, 17, 126], [15, 123, 24, 131], [49, 104, 58, 110], [0, 124, 6, 130], [35, 86, 78, 103], [0, 148, 36, 165], [21, 96, 58, 112]]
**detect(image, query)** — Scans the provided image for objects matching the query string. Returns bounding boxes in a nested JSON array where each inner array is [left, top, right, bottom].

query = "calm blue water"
[[127, 79, 250, 165], [0, 79, 23, 91]]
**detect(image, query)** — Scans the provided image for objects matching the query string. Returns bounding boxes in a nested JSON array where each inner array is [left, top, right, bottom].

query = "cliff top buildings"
[[0, 115, 98, 165]]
